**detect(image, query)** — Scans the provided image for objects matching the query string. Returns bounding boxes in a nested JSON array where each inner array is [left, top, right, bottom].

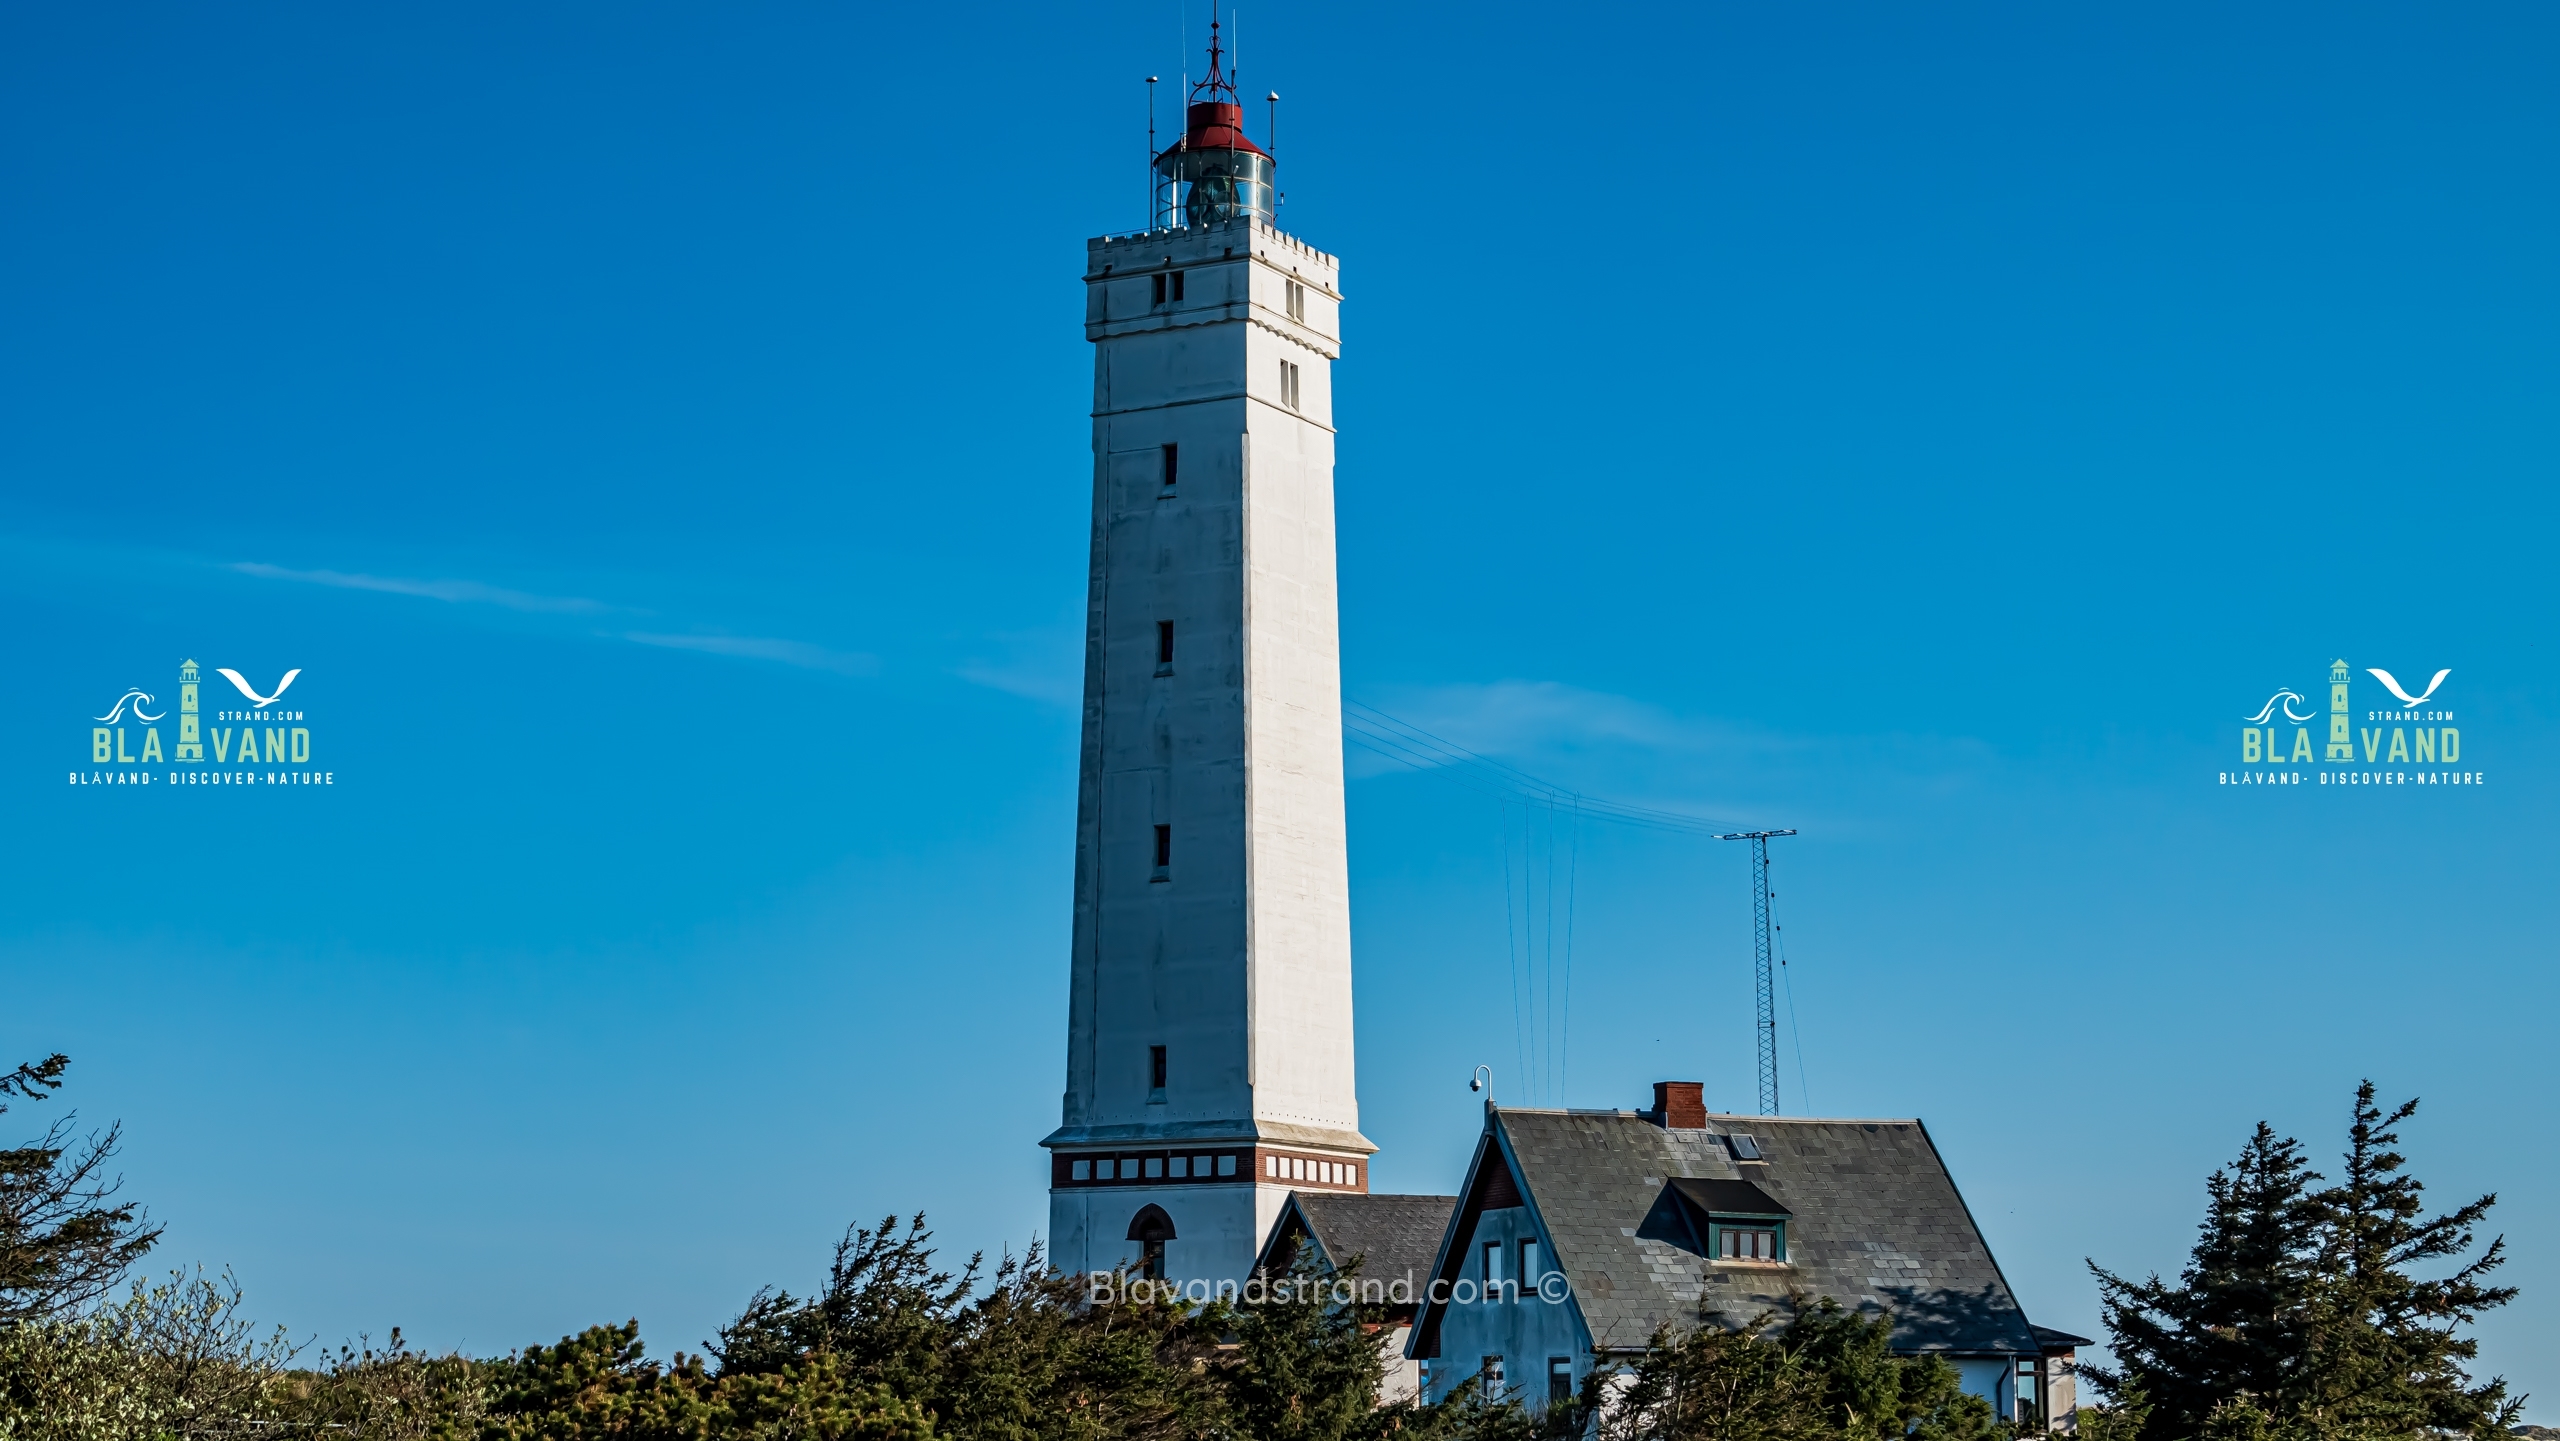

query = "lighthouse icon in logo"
[[2324, 659, 2353, 762], [175, 659, 205, 762]]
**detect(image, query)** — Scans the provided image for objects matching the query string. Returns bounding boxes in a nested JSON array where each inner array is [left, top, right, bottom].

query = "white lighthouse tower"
[[1043, 28, 1370, 1289]]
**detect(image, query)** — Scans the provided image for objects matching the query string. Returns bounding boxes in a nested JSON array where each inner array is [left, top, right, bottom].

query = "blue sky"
[[3, 0, 2555, 1407]]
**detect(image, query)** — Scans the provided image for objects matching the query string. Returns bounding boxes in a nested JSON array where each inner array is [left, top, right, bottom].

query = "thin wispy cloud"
[[624, 632, 880, 676], [1359, 680, 1733, 761], [1349, 679, 1997, 841], [956, 663, 1080, 705], [231, 561, 610, 614], [233, 556, 879, 678]]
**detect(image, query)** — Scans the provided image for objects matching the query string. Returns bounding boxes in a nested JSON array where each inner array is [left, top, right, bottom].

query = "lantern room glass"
[[1154, 146, 1273, 229]]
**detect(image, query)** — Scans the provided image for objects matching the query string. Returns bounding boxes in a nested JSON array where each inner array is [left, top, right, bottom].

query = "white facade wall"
[[1045, 218, 1370, 1287]]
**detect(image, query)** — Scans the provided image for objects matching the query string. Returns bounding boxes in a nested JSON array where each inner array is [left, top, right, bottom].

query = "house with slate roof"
[[1256, 1192, 1460, 1402], [1404, 1083, 2087, 1431]]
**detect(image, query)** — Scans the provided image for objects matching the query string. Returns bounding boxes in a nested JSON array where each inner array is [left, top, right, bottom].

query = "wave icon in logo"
[[2244, 689, 2316, 724], [214, 668, 303, 708], [93, 689, 165, 724], [2365, 667, 2450, 709]]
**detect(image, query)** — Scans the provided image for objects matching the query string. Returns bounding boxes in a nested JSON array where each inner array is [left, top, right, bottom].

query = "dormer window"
[[1669, 1177, 1792, 1265], [1716, 1224, 1783, 1260]]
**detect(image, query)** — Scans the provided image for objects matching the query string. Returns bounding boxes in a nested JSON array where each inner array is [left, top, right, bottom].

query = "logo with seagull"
[[215, 668, 303, 708], [2365, 667, 2450, 710]]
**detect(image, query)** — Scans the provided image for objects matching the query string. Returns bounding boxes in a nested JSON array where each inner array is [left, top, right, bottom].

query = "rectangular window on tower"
[[1149, 1045, 1167, 1091], [1280, 360, 1301, 410], [1151, 824, 1171, 881], [1284, 278, 1306, 321], [1171, 270, 1185, 301], [1156, 621, 1174, 674], [1160, 443, 1177, 492], [1151, 273, 1168, 305]]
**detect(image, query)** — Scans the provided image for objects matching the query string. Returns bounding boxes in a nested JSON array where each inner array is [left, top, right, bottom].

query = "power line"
[[1344, 698, 1782, 1111], [1342, 700, 1738, 835]]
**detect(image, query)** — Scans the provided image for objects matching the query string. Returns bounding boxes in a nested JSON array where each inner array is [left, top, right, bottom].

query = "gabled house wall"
[[1409, 1116, 1598, 1408]]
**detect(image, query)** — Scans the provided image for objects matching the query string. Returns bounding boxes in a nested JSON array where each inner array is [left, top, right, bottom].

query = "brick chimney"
[[1652, 1081, 1707, 1129]]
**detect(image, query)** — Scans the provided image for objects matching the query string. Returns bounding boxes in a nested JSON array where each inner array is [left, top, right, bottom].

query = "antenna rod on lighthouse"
[[1715, 828, 1797, 1115]]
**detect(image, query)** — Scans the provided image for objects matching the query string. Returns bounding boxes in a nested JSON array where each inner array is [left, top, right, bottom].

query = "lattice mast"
[[1716, 829, 1796, 1115]]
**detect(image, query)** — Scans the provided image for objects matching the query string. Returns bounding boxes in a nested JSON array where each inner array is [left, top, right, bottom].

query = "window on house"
[[1279, 359, 1301, 410], [1160, 442, 1177, 490], [2016, 1361, 2044, 1429], [1480, 1356, 1505, 1392], [1548, 1358, 1574, 1406], [1157, 621, 1174, 668], [1482, 1240, 1503, 1296], [1520, 1239, 1541, 1289], [1150, 1044, 1167, 1089], [1718, 1226, 1781, 1260]]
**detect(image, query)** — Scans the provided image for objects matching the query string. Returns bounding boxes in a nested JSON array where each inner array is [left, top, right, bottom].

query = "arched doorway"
[[1126, 1204, 1177, 1280]]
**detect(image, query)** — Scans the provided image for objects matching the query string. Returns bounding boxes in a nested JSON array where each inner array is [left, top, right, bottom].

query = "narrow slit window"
[[1157, 621, 1175, 665], [1152, 273, 1167, 305], [1160, 443, 1178, 490], [1150, 1044, 1167, 1089], [1279, 359, 1301, 410], [1153, 824, 1172, 869], [1170, 270, 1185, 301]]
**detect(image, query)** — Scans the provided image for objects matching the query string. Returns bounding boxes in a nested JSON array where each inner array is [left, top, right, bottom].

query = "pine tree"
[[2295, 1083, 2518, 1438], [1, 1054, 164, 1323], [1219, 1260, 1395, 1441], [2087, 1083, 2521, 1441], [2085, 1123, 2324, 1437]]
